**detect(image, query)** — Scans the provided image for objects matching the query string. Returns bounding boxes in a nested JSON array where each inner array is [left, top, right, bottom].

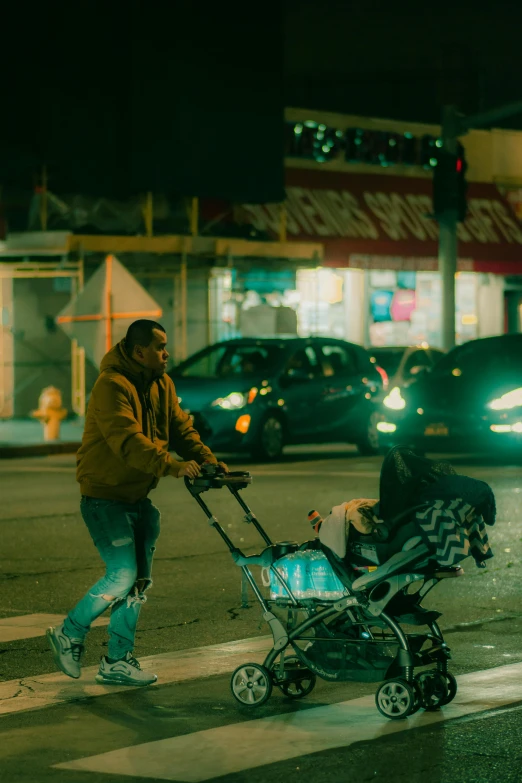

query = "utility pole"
[[437, 106, 461, 352], [434, 100, 522, 351]]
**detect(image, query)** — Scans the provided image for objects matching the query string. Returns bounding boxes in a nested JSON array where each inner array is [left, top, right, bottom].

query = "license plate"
[[424, 423, 449, 436]]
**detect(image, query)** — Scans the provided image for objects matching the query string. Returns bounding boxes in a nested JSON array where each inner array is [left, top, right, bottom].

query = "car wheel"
[[356, 411, 380, 456], [252, 414, 285, 461]]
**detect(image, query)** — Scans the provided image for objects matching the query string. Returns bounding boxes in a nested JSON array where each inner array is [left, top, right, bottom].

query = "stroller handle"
[[184, 464, 252, 497], [184, 463, 273, 550]]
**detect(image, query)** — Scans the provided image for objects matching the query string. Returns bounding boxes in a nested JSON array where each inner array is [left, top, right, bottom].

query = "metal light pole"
[[436, 100, 522, 352], [438, 106, 460, 352]]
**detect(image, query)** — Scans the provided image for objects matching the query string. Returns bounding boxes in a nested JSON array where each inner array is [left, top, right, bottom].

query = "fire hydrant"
[[31, 386, 68, 442]]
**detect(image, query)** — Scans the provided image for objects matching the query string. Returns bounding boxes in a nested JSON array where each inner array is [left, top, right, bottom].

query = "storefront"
[[207, 169, 522, 348]]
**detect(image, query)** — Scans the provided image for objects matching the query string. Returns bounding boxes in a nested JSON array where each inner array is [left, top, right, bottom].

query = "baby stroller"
[[185, 447, 495, 720]]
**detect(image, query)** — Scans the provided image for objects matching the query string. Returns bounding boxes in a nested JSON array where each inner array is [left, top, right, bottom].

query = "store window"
[[296, 269, 345, 337], [369, 270, 479, 348], [209, 264, 488, 352], [209, 267, 300, 342]]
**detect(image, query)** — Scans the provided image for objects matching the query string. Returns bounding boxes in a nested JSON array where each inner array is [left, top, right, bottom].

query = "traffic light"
[[456, 142, 468, 222], [432, 142, 468, 222]]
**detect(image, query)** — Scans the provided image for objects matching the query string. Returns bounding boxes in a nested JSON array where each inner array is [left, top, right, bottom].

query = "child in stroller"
[[185, 446, 496, 720]]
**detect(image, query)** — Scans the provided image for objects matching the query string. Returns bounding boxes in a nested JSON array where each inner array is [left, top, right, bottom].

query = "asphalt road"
[[0, 446, 521, 783]]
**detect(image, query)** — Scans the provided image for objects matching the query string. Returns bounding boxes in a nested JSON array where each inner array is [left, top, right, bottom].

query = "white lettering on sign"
[[284, 189, 315, 233], [389, 193, 428, 240], [406, 195, 439, 240], [491, 201, 522, 243], [322, 190, 379, 239], [291, 187, 332, 236], [349, 255, 475, 272], [469, 200, 500, 243], [242, 203, 280, 235], [457, 220, 473, 242], [363, 192, 407, 240], [242, 187, 522, 247]]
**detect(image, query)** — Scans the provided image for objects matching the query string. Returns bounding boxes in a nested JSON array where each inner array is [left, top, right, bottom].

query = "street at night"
[[0, 448, 521, 782], [2, 2, 522, 781]]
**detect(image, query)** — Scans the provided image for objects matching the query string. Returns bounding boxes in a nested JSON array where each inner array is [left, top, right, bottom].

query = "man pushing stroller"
[[47, 319, 225, 686]]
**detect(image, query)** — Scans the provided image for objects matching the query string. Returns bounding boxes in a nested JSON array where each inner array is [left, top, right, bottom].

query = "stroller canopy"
[[377, 446, 496, 528]]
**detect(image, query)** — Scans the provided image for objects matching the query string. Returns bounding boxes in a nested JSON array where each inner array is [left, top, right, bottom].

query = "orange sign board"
[[56, 255, 162, 366]]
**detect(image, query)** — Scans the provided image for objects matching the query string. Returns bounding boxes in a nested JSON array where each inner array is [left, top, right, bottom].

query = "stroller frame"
[[185, 466, 459, 720]]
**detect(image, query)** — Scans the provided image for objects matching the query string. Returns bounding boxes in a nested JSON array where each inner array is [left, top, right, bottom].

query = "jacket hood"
[[100, 340, 158, 387]]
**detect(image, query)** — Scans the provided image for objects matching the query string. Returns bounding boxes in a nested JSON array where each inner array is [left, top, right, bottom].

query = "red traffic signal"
[[432, 144, 468, 222]]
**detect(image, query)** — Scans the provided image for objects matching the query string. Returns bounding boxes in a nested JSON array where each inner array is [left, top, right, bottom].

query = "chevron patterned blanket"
[[415, 499, 494, 568]]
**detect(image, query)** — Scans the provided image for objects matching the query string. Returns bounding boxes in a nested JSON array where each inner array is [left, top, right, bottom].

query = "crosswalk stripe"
[[0, 466, 76, 473], [1, 466, 518, 478], [55, 662, 522, 782], [253, 470, 380, 478], [250, 467, 521, 479], [0, 635, 270, 717], [0, 614, 108, 643]]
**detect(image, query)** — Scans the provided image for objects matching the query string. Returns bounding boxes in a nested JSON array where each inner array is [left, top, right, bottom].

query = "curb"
[[0, 442, 81, 458]]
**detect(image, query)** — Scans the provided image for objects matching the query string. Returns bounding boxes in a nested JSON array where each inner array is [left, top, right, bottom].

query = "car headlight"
[[488, 387, 522, 411], [383, 386, 406, 411], [212, 392, 247, 410]]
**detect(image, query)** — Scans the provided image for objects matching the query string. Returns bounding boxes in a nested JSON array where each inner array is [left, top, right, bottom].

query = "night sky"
[[1, 1, 522, 207], [285, 0, 522, 125]]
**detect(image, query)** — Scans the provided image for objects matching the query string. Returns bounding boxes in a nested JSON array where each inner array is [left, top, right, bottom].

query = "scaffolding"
[[0, 260, 85, 417], [0, 194, 323, 417]]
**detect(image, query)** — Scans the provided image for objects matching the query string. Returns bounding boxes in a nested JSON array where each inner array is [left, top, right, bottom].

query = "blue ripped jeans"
[[63, 496, 160, 660]]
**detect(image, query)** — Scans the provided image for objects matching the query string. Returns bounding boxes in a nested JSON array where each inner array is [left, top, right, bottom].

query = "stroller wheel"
[[438, 672, 458, 706], [231, 663, 273, 707], [274, 655, 316, 700], [409, 680, 423, 715], [415, 670, 449, 710], [375, 679, 416, 720]]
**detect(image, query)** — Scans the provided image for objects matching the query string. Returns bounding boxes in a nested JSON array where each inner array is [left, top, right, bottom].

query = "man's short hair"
[[125, 319, 166, 355]]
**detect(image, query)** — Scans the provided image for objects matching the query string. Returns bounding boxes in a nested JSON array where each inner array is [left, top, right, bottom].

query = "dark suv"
[[169, 337, 383, 460], [377, 333, 522, 454]]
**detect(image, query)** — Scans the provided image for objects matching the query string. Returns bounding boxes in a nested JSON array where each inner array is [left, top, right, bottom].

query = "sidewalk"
[[0, 419, 83, 457]]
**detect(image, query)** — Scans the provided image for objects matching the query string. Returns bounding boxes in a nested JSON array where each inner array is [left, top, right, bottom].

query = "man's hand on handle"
[[203, 459, 229, 473], [175, 461, 200, 479], [170, 459, 228, 480]]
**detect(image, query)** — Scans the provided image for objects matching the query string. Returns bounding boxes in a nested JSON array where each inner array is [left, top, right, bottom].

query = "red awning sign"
[[239, 169, 522, 272]]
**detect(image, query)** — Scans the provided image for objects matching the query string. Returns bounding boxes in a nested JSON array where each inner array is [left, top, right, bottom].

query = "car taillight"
[[375, 365, 389, 389]]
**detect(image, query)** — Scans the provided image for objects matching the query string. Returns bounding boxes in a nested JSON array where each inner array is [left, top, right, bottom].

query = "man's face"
[[134, 329, 169, 376]]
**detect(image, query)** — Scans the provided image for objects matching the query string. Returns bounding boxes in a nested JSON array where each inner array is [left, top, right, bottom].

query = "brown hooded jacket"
[[76, 340, 216, 502]]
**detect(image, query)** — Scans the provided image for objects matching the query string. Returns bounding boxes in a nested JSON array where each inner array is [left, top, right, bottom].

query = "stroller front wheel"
[[273, 655, 317, 700], [439, 671, 457, 705], [375, 679, 417, 720], [415, 670, 450, 710], [231, 663, 273, 707]]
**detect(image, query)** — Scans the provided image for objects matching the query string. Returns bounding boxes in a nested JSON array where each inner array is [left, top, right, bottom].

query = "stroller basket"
[[294, 633, 398, 683]]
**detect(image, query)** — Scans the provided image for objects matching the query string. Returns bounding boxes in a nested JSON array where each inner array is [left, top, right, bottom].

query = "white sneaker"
[[46, 624, 84, 679], [95, 652, 157, 686]]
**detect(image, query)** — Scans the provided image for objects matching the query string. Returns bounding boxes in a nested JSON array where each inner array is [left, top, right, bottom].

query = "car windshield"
[[173, 344, 284, 379], [433, 338, 522, 378], [370, 349, 404, 377]]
